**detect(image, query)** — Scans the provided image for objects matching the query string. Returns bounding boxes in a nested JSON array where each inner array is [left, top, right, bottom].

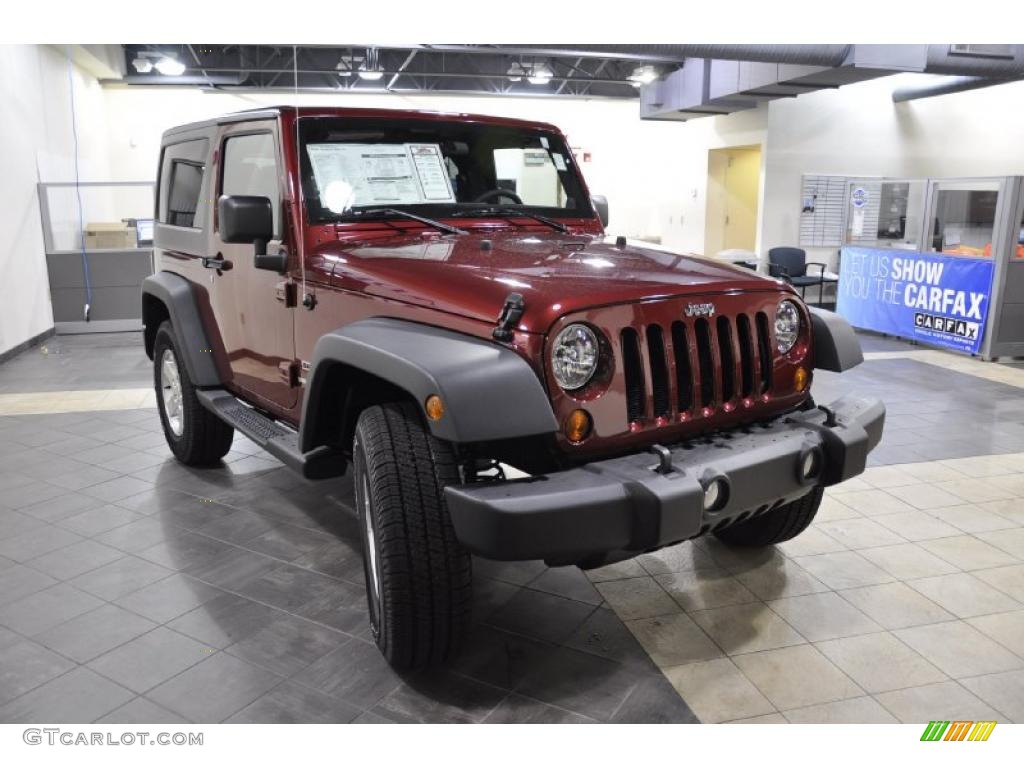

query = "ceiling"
[[118, 44, 678, 99]]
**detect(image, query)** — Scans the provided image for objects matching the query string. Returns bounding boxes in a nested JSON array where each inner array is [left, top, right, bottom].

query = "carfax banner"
[[837, 246, 995, 354]]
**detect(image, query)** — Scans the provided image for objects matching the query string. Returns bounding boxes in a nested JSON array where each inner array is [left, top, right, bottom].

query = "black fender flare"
[[809, 307, 864, 372], [299, 318, 558, 450], [141, 272, 223, 387]]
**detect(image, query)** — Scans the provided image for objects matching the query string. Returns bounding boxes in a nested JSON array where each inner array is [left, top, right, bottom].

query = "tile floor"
[[0, 330, 1022, 724]]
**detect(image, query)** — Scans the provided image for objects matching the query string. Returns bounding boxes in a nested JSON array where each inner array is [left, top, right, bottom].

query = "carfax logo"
[[913, 312, 981, 341], [920, 721, 997, 742]]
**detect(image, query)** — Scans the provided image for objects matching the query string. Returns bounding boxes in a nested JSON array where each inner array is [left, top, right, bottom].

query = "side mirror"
[[219, 195, 273, 254], [591, 194, 609, 228]]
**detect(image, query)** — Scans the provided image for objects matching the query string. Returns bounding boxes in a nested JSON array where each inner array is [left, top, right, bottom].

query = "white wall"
[[0, 44, 112, 356], [761, 74, 1024, 268]]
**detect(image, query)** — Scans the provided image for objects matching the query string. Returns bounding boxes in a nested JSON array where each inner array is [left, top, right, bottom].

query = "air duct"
[[892, 75, 1017, 103]]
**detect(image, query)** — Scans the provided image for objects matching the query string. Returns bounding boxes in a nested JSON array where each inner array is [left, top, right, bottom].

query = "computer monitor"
[[135, 218, 155, 246]]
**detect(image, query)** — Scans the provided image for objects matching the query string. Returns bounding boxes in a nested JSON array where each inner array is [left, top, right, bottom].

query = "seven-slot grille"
[[621, 312, 773, 424]]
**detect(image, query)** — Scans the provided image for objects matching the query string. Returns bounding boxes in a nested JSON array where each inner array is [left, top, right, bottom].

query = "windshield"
[[298, 117, 593, 224]]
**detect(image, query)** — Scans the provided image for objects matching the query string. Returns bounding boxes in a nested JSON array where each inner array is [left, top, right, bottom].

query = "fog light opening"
[[799, 448, 823, 482], [702, 477, 729, 513]]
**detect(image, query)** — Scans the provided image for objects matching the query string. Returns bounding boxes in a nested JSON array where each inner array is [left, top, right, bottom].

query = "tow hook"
[[649, 444, 675, 475]]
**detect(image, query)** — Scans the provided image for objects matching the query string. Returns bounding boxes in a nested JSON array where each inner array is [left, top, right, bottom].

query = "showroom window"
[[221, 132, 280, 235], [158, 138, 209, 229]]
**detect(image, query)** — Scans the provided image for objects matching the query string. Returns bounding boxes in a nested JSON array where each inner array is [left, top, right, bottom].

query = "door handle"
[[201, 254, 233, 271]]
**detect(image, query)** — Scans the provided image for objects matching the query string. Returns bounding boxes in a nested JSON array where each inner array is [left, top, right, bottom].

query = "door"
[[705, 146, 761, 256], [208, 122, 297, 411]]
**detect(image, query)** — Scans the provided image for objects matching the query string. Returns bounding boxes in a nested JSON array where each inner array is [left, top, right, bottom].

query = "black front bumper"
[[445, 395, 885, 564]]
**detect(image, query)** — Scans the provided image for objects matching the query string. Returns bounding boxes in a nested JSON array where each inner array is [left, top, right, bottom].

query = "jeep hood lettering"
[[317, 231, 780, 333]]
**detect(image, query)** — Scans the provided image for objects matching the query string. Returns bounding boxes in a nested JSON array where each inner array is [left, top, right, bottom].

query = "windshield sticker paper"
[[551, 153, 567, 172], [407, 144, 456, 202], [837, 246, 995, 354], [306, 143, 455, 209]]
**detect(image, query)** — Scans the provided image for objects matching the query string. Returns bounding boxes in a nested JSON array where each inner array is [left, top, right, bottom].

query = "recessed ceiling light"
[[131, 56, 153, 74]]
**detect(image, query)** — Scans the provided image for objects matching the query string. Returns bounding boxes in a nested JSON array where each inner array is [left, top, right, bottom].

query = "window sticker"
[[540, 136, 549, 149], [551, 153, 567, 172], [306, 143, 456, 212]]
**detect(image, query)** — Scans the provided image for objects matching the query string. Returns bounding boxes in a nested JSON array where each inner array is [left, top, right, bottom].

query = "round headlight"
[[775, 300, 801, 354], [551, 324, 600, 391]]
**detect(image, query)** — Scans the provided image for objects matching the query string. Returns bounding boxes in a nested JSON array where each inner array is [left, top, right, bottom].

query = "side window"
[[222, 133, 280, 235], [158, 138, 209, 229]]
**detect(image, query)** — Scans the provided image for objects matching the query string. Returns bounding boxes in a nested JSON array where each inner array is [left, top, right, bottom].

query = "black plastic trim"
[[141, 272, 222, 387], [299, 318, 558, 451], [809, 307, 865, 372], [445, 394, 885, 562]]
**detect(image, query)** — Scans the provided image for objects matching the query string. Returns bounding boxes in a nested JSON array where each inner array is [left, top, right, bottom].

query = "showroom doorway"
[[704, 145, 762, 257]]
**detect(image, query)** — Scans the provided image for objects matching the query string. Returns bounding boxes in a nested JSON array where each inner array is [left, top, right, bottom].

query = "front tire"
[[353, 401, 472, 669], [153, 321, 234, 466], [713, 487, 824, 547]]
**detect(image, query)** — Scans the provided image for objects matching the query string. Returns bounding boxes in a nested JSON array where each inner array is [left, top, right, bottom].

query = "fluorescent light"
[[132, 57, 153, 74], [154, 56, 185, 76], [507, 63, 524, 82], [359, 67, 383, 81]]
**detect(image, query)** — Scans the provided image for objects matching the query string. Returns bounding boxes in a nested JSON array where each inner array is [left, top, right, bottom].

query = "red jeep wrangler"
[[142, 106, 884, 669]]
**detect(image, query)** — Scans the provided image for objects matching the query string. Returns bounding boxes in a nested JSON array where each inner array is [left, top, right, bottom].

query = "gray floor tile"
[[732, 644, 864, 711], [959, 670, 1024, 723], [293, 638, 404, 710], [57, 504, 143, 536], [34, 603, 157, 663], [0, 524, 83, 562], [783, 695, 898, 723], [875, 681, 1005, 723], [226, 681, 361, 724], [168, 592, 287, 649], [768, 592, 882, 642], [907, 573, 1023, 619], [70, 554, 173, 600], [146, 652, 283, 722], [373, 672, 507, 723], [27, 539, 125, 580], [113, 573, 225, 624], [690, 602, 805, 655], [488, 588, 597, 644], [838, 582, 955, 629], [97, 696, 192, 724], [87, 627, 214, 693], [226, 613, 350, 677], [0, 667, 133, 723], [0, 634, 76, 706], [526, 566, 603, 605], [0, 582, 104, 636], [815, 631, 947, 693], [663, 657, 775, 723], [0, 564, 58, 606], [483, 693, 596, 723]]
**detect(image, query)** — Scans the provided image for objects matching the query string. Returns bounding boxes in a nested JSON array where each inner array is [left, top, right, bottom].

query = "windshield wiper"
[[346, 207, 466, 236], [462, 207, 569, 234]]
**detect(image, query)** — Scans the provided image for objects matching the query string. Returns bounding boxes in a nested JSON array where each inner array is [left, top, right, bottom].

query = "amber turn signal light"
[[564, 409, 592, 443], [794, 366, 809, 392], [424, 395, 445, 421]]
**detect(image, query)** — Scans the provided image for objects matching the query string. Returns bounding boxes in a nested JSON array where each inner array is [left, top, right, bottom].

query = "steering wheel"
[[473, 188, 523, 205]]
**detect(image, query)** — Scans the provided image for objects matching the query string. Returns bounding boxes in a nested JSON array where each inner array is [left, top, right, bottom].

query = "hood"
[[315, 230, 783, 334]]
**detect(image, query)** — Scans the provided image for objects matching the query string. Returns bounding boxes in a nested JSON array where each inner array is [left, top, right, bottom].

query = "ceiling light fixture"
[[506, 63, 525, 82], [131, 56, 153, 74], [627, 65, 659, 87], [154, 56, 186, 76], [527, 65, 552, 86], [358, 67, 384, 81]]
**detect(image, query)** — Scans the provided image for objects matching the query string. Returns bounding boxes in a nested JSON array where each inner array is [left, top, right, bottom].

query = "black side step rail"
[[196, 389, 343, 480]]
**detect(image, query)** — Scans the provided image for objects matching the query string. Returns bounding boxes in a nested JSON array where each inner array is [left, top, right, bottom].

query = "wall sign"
[[837, 246, 995, 355]]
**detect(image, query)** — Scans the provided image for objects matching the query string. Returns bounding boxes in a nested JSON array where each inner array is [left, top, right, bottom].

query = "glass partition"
[[39, 182, 155, 254], [925, 179, 1002, 257], [843, 178, 927, 250]]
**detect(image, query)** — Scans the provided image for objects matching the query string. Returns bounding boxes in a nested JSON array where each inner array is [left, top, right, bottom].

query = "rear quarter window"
[[158, 138, 210, 230]]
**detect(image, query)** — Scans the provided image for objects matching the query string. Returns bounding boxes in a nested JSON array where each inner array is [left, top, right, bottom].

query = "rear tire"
[[353, 401, 472, 669], [153, 321, 234, 466], [713, 487, 824, 547]]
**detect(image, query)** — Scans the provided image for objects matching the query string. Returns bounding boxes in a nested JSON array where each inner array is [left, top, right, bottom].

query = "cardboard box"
[[84, 222, 137, 250]]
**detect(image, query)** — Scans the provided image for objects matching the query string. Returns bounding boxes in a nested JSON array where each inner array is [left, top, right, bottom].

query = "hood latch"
[[492, 293, 525, 342]]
